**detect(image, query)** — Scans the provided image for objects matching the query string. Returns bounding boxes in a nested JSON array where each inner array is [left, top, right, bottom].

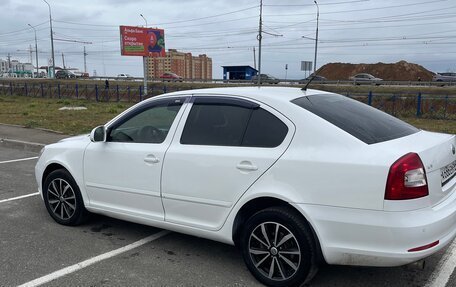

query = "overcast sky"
[[1, 0, 455, 79]]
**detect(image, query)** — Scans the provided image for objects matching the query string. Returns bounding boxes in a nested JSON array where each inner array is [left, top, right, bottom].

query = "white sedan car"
[[349, 73, 383, 85], [35, 87, 456, 286]]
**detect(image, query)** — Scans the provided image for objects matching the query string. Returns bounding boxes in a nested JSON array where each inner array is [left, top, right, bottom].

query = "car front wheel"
[[240, 206, 318, 287], [43, 169, 88, 226]]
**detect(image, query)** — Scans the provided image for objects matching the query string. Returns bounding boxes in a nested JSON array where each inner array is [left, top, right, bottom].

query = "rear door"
[[161, 96, 294, 230]]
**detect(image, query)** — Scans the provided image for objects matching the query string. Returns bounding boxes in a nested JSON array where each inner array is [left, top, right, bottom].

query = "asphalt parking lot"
[[0, 142, 455, 287]]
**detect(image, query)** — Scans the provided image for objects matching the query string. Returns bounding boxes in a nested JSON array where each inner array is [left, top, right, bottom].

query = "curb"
[[0, 138, 45, 153], [0, 123, 66, 135]]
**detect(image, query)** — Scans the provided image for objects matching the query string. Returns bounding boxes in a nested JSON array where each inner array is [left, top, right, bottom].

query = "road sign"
[[301, 61, 313, 71]]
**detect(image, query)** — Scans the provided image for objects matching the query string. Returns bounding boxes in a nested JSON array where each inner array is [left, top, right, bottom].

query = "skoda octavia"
[[35, 87, 456, 286]]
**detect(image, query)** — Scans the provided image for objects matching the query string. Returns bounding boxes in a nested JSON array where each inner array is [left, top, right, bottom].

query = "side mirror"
[[90, 126, 106, 142]]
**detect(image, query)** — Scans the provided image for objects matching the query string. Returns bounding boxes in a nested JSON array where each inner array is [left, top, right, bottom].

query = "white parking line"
[[425, 239, 456, 287], [0, 192, 39, 204], [18, 230, 170, 287], [0, 156, 39, 164]]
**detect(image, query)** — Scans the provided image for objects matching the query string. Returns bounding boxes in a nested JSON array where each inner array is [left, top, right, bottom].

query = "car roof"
[[158, 87, 331, 103]]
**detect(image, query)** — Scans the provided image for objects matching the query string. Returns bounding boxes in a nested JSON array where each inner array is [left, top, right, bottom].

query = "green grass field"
[[0, 96, 132, 134], [0, 94, 455, 135]]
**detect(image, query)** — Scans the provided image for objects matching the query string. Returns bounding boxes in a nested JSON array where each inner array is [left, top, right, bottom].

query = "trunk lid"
[[375, 131, 456, 210]]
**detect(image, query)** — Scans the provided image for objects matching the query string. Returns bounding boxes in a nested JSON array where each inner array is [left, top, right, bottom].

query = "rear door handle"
[[236, 161, 258, 172], [144, 155, 160, 164]]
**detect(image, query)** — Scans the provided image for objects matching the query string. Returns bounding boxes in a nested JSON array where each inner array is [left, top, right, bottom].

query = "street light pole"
[[140, 14, 148, 96], [28, 24, 39, 78], [257, 0, 263, 86], [43, 0, 55, 78], [140, 14, 148, 27], [313, 0, 319, 74]]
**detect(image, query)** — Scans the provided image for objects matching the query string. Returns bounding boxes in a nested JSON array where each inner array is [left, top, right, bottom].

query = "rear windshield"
[[292, 94, 419, 144]]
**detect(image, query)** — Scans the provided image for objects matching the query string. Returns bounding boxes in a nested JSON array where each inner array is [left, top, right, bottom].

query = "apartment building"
[[147, 49, 212, 80]]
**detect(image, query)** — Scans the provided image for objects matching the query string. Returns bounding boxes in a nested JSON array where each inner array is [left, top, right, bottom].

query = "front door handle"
[[236, 161, 258, 172], [144, 155, 160, 164]]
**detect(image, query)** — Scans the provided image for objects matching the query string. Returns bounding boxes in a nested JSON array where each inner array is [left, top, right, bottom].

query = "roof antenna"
[[302, 65, 327, 91]]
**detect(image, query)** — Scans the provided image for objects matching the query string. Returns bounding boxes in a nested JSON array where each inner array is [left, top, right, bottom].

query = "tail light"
[[385, 153, 429, 200]]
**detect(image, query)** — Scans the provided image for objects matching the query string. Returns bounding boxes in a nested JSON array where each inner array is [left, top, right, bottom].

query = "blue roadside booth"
[[222, 65, 258, 81]]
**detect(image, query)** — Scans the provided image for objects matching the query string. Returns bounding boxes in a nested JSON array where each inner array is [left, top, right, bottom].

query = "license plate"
[[441, 159, 456, 186]]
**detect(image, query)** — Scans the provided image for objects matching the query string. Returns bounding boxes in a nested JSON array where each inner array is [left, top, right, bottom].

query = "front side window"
[[180, 97, 288, 148], [108, 98, 184, 143]]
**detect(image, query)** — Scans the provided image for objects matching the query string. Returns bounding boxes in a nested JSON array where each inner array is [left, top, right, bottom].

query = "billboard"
[[120, 26, 165, 57]]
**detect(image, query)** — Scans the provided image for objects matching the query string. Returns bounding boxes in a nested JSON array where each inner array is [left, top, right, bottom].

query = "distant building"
[[222, 65, 258, 81], [11, 60, 33, 73], [147, 49, 212, 80], [0, 59, 8, 73], [0, 58, 34, 77]]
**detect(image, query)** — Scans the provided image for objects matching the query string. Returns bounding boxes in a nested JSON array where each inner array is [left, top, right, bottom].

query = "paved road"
[[0, 133, 455, 286]]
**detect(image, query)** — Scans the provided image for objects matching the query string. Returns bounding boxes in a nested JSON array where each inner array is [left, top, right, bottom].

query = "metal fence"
[[0, 81, 169, 102], [1, 80, 455, 120], [347, 92, 456, 120]]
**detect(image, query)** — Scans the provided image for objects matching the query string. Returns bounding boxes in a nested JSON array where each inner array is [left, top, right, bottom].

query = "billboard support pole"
[[140, 15, 149, 97], [143, 56, 148, 96]]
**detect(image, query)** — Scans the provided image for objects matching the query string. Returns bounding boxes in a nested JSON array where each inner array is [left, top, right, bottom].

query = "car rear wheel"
[[43, 169, 88, 226], [240, 206, 318, 287]]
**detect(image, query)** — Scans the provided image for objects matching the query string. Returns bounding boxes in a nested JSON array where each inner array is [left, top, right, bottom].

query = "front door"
[[83, 97, 187, 220]]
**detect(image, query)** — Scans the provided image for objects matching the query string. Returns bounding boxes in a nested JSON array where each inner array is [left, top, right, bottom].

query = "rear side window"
[[180, 103, 251, 146], [242, 108, 288, 147], [181, 97, 288, 147], [292, 94, 419, 144]]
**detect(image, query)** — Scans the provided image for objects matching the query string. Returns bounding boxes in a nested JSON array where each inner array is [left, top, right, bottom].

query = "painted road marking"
[[0, 192, 39, 204], [425, 239, 456, 287], [0, 156, 38, 164], [17, 230, 171, 287]]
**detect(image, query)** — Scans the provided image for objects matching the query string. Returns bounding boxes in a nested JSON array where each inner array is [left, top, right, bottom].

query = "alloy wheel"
[[248, 222, 301, 281], [46, 178, 77, 220]]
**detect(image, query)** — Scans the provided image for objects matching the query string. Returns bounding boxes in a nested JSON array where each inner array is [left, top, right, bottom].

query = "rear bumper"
[[294, 189, 456, 267]]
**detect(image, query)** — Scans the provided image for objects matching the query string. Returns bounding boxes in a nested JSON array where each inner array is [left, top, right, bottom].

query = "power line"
[[264, 0, 371, 6], [53, 5, 259, 28], [264, 0, 449, 16], [0, 21, 48, 36]]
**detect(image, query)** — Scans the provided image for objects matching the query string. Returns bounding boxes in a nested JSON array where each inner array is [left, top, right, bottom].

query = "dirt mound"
[[319, 61, 434, 81]]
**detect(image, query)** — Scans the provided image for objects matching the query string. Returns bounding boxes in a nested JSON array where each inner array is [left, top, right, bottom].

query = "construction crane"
[[54, 38, 92, 73]]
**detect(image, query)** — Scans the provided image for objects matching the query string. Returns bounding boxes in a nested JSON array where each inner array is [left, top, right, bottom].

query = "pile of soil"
[[319, 61, 435, 81]]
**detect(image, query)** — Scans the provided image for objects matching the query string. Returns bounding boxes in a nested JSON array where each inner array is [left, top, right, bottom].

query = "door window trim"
[[106, 96, 189, 143], [178, 95, 293, 148]]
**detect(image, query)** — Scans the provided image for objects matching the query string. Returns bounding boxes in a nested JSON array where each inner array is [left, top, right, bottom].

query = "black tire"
[[240, 206, 318, 287], [43, 169, 88, 226]]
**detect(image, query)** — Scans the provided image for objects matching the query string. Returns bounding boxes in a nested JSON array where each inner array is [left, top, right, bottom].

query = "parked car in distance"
[[349, 73, 382, 85], [73, 72, 89, 79], [160, 72, 183, 82], [251, 74, 280, 84], [35, 87, 456, 287], [299, 74, 327, 84], [55, 70, 76, 79], [432, 72, 456, 82], [117, 73, 133, 80]]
